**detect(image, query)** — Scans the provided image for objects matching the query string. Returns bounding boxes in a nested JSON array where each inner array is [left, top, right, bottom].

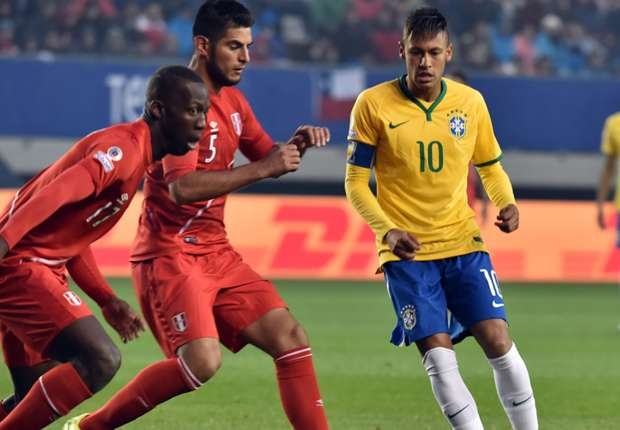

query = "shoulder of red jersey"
[[86, 120, 149, 175], [219, 86, 250, 111]]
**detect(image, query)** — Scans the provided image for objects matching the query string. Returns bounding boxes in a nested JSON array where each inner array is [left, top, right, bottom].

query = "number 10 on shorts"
[[480, 268, 504, 307]]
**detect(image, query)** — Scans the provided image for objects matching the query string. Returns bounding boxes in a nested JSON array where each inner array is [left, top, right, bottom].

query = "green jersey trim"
[[474, 153, 503, 168], [398, 75, 447, 121]]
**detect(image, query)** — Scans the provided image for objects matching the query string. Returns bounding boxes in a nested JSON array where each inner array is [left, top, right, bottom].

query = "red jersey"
[[131, 86, 274, 260], [0, 119, 152, 265]]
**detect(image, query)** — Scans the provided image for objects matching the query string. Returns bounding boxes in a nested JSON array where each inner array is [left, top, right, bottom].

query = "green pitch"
[[1, 280, 619, 429]]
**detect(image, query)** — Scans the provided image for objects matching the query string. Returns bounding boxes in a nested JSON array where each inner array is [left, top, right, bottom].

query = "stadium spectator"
[[65, 1, 330, 429], [345, 7, 538, 429], [1, 0, 618, 77], [0, 65, 208, 430]]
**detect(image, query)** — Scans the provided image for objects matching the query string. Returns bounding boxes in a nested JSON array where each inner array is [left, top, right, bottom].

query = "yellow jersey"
[[347, 76, 504, 263], [600, 112, 620, 210]]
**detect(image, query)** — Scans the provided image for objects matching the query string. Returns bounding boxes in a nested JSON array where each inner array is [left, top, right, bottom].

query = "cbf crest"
[[400, 304, 417, 330], [447, 109, 467, 139]]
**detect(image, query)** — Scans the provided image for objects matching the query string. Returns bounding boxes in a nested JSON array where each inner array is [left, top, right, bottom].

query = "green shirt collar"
[[398, 75, 447, 121]]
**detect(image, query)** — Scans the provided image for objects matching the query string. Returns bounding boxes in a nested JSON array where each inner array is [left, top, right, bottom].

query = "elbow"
[[344, 177, 363, 203], [168, 182, 192, 206]]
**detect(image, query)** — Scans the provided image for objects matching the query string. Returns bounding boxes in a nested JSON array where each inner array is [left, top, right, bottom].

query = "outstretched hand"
[[102, 298, 145, 343], [289, 125, 330, 156], [495, 203, 519, 233], [385, 229, 421, 260]]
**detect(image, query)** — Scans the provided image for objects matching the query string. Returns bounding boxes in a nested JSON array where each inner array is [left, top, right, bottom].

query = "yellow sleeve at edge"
[[344, 163, 397, 241], [477, 162, 516, 209]]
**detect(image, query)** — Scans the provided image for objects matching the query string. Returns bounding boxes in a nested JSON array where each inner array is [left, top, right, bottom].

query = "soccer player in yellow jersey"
[[345, 8, 538, 430], [596, 111, 620, 244]]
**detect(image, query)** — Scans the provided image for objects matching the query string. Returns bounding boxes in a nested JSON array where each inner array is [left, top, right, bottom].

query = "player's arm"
[[472, 92, 518, 234], [476, 159, 518, 233], [345, 142, 419, 259], [0, 164, 97, 259], [67, 247, 144, 343], [596, 118, 617, 230], [596, 155, 616, 230], [168, 144, 301, 205]]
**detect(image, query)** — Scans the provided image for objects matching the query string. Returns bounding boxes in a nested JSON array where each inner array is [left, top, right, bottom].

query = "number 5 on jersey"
[[204, 133, 217, 163]]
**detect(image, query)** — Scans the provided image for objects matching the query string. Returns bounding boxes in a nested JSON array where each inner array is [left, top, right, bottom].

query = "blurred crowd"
[[0, 0, 619, 77]]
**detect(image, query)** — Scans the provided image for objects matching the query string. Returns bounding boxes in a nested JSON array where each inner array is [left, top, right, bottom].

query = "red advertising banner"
[[0, 191, 615, 282]]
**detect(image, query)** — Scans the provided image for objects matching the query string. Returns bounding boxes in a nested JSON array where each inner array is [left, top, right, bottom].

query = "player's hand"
[[495, 204, 519, 233], [289, 125, 330, 156], [385, 229, 421, 260], [596, 206, 606, 230], [0, 237, 7, 260], [101, 298, 145, 343], [261, 143, 301, 178]]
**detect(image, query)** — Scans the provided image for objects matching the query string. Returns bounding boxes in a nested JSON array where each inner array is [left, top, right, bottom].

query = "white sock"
[[423, 347, 484, 430], [488, 343, 538, 430]]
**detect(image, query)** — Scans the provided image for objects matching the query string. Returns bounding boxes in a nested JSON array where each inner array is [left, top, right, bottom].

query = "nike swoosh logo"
[[447, 404, 469, 419], [512, 394, 532, 407], [492, 300, 505, 308], [389, 120, 409, 129]]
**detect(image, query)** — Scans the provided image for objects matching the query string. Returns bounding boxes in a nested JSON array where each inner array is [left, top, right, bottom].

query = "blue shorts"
[[383, 252, 507, 347]]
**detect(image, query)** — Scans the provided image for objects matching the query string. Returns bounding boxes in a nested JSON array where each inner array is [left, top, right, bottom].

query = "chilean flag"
[[316, 68, 366, 121]]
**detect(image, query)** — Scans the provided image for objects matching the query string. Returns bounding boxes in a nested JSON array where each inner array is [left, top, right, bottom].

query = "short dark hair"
[[146, 65, 203, 103], [193, 0, 254, 41], [404, 7, 448, 41]]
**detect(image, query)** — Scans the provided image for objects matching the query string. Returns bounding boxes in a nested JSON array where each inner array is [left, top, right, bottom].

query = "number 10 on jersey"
[[416, 140, 443, 173]]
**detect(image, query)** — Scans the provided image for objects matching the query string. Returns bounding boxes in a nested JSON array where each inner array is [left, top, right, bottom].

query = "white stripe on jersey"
[[178, 199, 214, 236], [24, 256, 70, 266], [8, 189, 20, 217]]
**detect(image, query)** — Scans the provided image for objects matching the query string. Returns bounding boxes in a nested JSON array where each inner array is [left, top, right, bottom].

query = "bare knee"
[[74, 339, 121, 392], [178, 338, 222, 383], [263, 319, 309, 357], [47, 316, 121, 392], [470, 319, 512, 358], [244, 309, 310, 357], [287, 322, 309, 347]]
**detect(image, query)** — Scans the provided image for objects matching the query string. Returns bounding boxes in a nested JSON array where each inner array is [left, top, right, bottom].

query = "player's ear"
[[446, 42, 453, 63], [147, 100, 164, 120], [194, 35, 210, 58], [398, 40, 405, 60]]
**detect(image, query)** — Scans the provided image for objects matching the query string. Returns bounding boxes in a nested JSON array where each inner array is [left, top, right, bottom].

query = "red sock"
[[0, 362, 92, 430], [275, 346, 329, 430], [82, 358, 198, 430]]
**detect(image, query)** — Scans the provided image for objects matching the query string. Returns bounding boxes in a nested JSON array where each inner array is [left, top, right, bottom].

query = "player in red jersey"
[[0, 65, 209, 430], [0, 250, 145, 419], [66, 2, 330, 430]]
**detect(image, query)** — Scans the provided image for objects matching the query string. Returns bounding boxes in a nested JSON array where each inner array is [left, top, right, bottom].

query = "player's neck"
[[406, 76, 442, 103], [188, 55, 222, 95], [144, 119, 166, 161]]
